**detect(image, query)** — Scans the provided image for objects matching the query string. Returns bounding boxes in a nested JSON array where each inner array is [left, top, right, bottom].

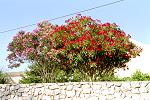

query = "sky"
[[0, 0, 150, 72]]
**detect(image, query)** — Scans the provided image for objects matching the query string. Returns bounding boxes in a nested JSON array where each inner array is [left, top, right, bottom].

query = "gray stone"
[[114, 82, 122, 87], [81, 88, 91, 94], [72, 97, 82, 100], [66, 85, 73, 91], [42, 95, 50, 100], [84, 94, 90, 98], [36, 84, 43, 88], [66, 90, 75, 97], [10, 95, 15, 98], [5, 85, 10, 91], [18, 88, 24, 93], [2, 96, 8, 100], [57, 83, 65, 86], [54, 95, 59, 100], [27, 95, 33, 100], [4, 91, 10, 96], [106, 82, 114, 88], [24, 88, 30, 92], [10, 86, 15, 92], [81, 84, 91, 89], [131, 88, 140, 94], [93, 89, 102, 94], [59, 94, 66, 99], [60, 85, 66, 90], [16, 92, 22, 97], [34, 88, 41, 96], [144, 82, 150, 87], [22, 92, 28, 97], [130, 82, 141, 88], [92, 84, 101, 90], [50, 84, 59, 90], [87, 96, 99, 100], [14, 84, 20, 90], [79, 94, 85, 98], [54, 89, 60, 95], [140, 93, 150, 99], [0, 91, 4, 97], [131, 94, 141, 99], [44, 89, 54, 96], [31, 96, 38, 100]]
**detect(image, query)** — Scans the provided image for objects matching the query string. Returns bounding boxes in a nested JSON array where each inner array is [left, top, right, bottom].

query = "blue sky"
[[0, 0, 150, 72]]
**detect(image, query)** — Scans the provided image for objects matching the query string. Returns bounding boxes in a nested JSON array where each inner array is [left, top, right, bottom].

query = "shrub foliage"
[[0, 71, 10, 84]]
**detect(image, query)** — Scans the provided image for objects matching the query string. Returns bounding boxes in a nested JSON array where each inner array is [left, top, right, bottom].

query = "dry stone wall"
[[0, 82, 150, 100]]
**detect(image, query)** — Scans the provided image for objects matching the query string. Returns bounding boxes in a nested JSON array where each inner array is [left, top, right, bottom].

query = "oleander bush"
[[7, 15, 142, 82]]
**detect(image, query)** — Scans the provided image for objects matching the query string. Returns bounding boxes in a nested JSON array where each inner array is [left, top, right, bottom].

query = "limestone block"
[[10, 85, 15, 92], [114, 82, 122, 87], [14, 84, 20, 90], [130, 94, 141, 100], [140, 93, 150, 99], [130, 82, 141, 88], [101, 89, 114, 95], [106, 82, 114, 88], [34, 88, 41, 96], [0, 91, 4, 97], [60, 85, 66, 90], [4, 90, 11, 96], [57, 83, 65, 86], [16, 92, 22, 97], [98, 95, 107, 100], [87, 96, 99, 100], [92, 89, 102, 95], [66, 85, 73, 91], [44, 89, 53, 96], [42, 95, 51, 100], [91, 84, 101, 91], [84, 94, 90, 99], [75, 91, 80, 97], [59, 90, 66, 95], [59, 94, 66, 99], [79, 82, 89, 85], [63, 97, 73, 100], [66, 90, 75, 98], [18, 87, 25, 93], [105, 95, 114, 100], [54, 89, 61, 95], [139, 87, 149, 93], [10, 95, 15, 98], [81, 84, 91, 89], [121, 83, 132, 91], [73, 86, 82, 92], [72, 97, 82, 100], [113, 93, 122, 99], [81, 88, 91, 94], [49, 84, 59, 90], [53, 95, 59, 100], [36, 84, 44, 88], [24, 88, 30, 92], [22, 92, 29, 97], [1, 96, 8, 100], [131, 88, 140, 94], [79, 94, 85, 98]]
